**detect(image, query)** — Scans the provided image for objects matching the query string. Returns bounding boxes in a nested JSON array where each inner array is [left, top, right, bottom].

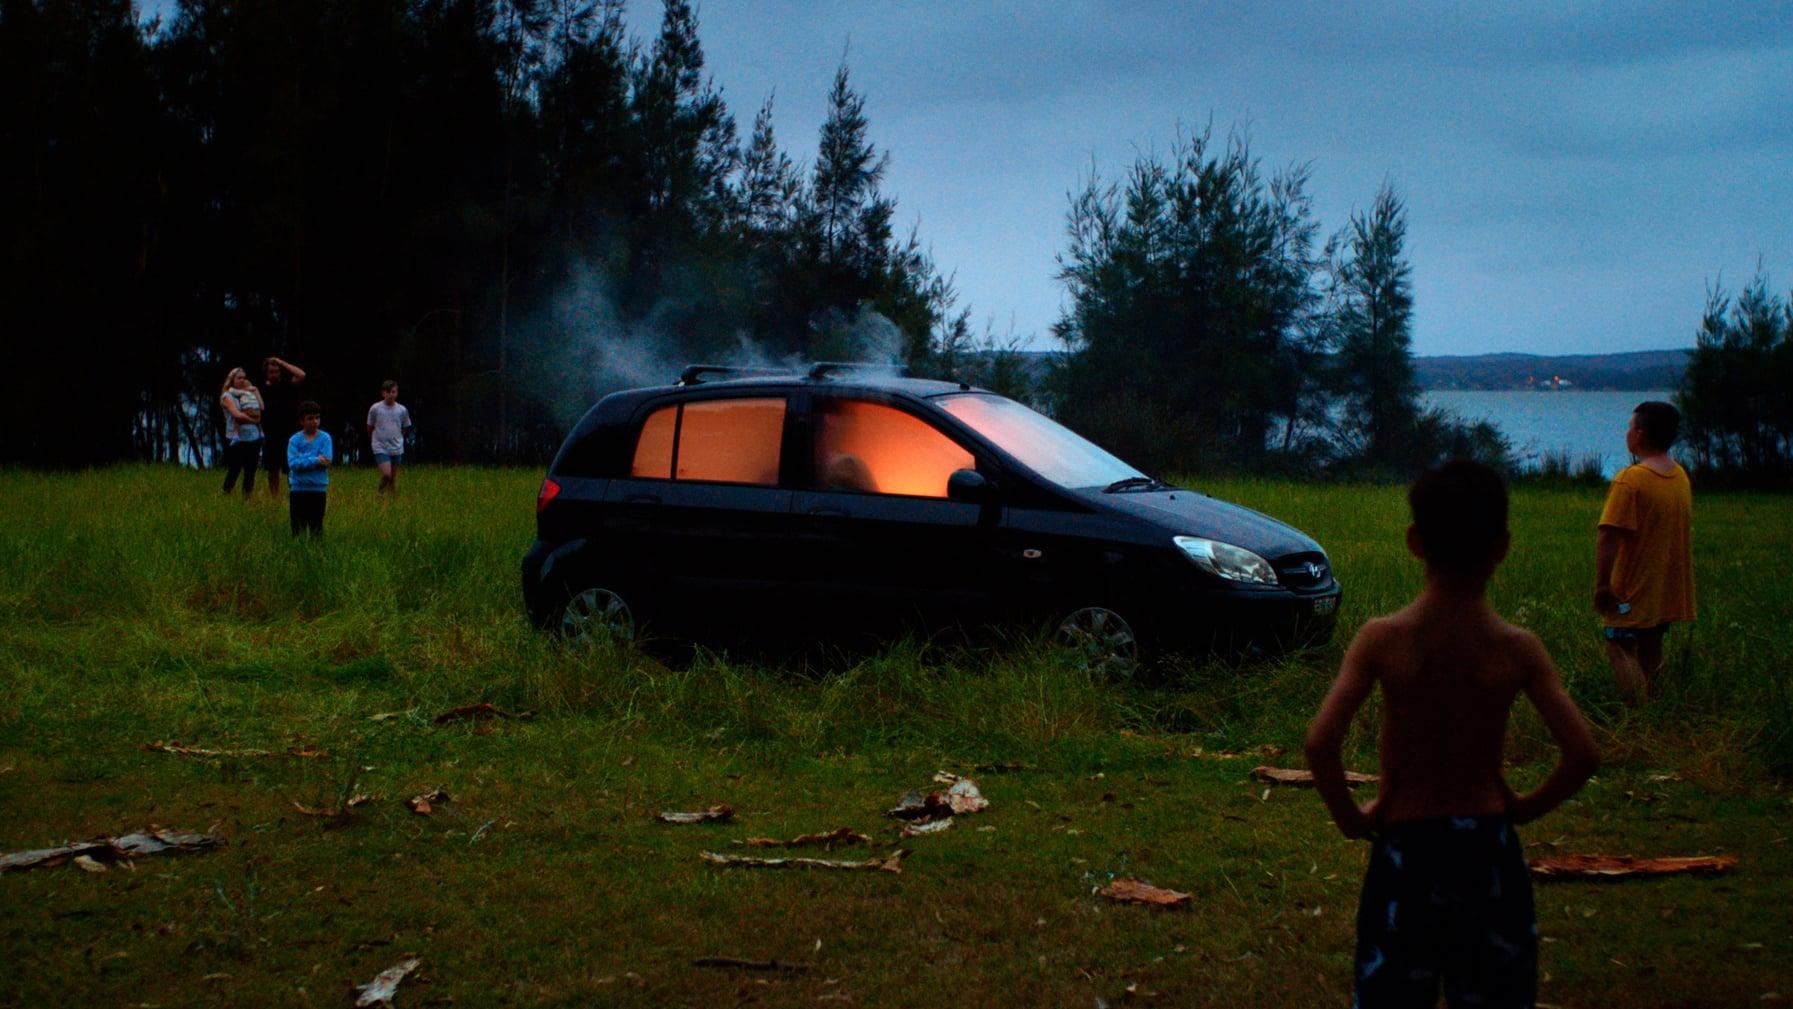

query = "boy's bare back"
[[1361, 596, 1554, 823], [1310, 586, 1594, 835]]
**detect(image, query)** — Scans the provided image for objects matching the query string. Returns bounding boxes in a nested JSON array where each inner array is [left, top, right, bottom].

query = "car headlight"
[[1173, 536, 1279, 586]]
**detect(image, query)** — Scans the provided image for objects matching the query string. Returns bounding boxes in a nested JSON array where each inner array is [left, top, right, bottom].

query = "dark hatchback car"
[[523, 364, 1340, 672]]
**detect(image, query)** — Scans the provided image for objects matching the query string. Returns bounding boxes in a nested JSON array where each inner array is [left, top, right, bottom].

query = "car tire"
[[555, 582, 639, 647], [1054, 604, 1143, 681]]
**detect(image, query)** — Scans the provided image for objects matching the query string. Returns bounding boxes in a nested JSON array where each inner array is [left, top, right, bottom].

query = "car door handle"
[[623, 493, 661, 505], [806, 506, 848, 517]]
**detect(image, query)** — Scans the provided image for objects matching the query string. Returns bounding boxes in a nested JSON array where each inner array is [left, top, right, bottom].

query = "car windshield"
[[937, 393, 1147, 489]]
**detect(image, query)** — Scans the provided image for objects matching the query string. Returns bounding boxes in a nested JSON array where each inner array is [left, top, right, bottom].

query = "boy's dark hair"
[[1633, 400, 1680, 451], [297, 400, 321, 419], [381, 379, 398, 392], [1409, 459, 1509, 573]]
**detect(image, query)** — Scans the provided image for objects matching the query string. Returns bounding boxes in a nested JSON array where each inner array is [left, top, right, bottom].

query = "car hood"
[[1074, 487, 1322, 559]]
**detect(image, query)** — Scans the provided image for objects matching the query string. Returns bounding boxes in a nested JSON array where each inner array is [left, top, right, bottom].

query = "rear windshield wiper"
[[1102, 476, 1165, 493]]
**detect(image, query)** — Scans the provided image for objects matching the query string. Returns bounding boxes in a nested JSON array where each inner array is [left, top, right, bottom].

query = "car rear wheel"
[[1055, 605, 1141, 680], [558, 585, 636, 647]]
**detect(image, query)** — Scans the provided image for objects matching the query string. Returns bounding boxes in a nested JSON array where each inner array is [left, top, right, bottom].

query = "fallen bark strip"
[[353, 957, 421, 1007], [293, 795, 374, 819], [1530, 854, 1738, 879], [1098, 878, 1193, 908], [734, 827, 870, 849], [692, 957, 811, 973], [657, 805, 734, 824], [144, 741, 325, 759], [1, 829, 224, 873], [1251, 766, 1377, 787], [701, 849, 908, 873]]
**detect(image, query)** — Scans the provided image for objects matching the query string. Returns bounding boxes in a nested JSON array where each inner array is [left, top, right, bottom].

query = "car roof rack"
[[805, 362, 912, 381], [677, 364, 791, 386]]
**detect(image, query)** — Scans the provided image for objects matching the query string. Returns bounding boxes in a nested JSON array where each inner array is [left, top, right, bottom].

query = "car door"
[[788, 394, 997, 620], [602, 393, 796, 599]]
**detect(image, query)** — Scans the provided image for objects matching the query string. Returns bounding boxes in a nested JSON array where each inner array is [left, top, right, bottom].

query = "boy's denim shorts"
[[373, 452, 403, 466]]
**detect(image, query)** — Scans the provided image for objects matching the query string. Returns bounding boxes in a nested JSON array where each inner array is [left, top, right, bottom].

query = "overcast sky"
[[639, 1, 1791, 356]]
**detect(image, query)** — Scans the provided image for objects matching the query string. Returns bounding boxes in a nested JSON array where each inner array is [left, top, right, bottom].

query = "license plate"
[[1312, 596, 1337, 616]]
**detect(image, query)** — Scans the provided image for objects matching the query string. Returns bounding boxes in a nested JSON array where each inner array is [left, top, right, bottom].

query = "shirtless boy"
[[1307, 460, 1599, 1009]]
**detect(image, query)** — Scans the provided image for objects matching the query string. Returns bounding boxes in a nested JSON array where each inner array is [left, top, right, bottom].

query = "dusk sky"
[[628, 2, 1791, 356], [140, 1, 1793, 357]]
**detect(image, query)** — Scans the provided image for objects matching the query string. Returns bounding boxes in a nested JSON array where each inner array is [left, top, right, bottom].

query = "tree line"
[[4, 0, 1506, 475], [2, 0, 967, 466]]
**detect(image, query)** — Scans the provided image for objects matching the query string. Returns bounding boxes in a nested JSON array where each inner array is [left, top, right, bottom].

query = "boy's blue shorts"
[[374, 452, 403, 466], [1355, 815, 1535, 1009], [1603, 623, 1669, 644]]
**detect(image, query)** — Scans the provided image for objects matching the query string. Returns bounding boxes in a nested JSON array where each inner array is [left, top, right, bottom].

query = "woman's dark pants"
[[221, 440, 260, 495]]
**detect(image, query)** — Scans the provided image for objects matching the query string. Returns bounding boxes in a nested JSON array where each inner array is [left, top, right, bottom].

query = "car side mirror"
[[947, 468, 991, 504]]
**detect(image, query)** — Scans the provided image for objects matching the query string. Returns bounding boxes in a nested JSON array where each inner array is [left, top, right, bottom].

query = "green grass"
[[1, 465, 1790, 1007]]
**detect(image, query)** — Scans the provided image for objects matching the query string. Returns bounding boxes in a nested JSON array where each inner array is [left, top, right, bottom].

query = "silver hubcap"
[[560, 588, 635, 645], [1056, 606, 1139, 678]]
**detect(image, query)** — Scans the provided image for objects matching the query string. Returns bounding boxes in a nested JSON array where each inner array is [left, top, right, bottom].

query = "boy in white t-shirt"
[[366, 379, 413, 495]]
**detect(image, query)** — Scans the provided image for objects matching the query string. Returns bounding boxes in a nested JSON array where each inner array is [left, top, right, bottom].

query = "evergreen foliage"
[[1678, 269, 1793, 481]]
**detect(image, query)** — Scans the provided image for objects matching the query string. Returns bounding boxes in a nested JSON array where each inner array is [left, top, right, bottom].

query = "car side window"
[[630, 405, 677, 479], [813, 399, 973, 498], [629, 398, 787, 486], [677, 399, 785, 485]]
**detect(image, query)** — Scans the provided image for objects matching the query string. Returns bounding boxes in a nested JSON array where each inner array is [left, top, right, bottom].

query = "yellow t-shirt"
[[1598, 462, 1695, 627]]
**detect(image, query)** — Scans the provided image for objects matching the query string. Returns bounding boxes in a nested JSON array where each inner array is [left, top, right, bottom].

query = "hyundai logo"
[[1302, 562, 1325, 580]]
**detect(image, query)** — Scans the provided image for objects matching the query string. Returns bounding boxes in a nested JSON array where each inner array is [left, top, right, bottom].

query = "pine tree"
[[1331, 184, 1419, 468], [1052, 128, 1323, 471]]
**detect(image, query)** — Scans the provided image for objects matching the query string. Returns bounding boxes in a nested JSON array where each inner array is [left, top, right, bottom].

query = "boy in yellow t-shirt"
[[1595, 400, 1695, 705]]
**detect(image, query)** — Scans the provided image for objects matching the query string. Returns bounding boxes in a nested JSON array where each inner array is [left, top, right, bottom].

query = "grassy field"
[[1, 465, 1789, 1008]]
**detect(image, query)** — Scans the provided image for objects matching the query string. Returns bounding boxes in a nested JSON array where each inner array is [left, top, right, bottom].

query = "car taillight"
[[537, 478, 561, 514]]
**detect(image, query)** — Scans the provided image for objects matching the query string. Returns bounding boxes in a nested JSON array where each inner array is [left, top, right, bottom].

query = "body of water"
[[1422, 389, 1675, 477]]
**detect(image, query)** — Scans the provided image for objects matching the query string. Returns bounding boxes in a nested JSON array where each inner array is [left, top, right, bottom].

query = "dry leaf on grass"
[[734, 827, 869, 849], [353, 956, 421, 1007], [1251, 766, 1377, 787], [407, 789, 450, 816], [1, 829, 224, 873], [432, 703, 533, 725], [143, 740, 325, 760], [1098, 878, 1192, 908], [1530, 854, 1738, 879], [656, 805, 734, 825], [701, 849, 909, 873]]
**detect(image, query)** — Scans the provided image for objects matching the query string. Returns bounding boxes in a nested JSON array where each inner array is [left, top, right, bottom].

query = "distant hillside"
[[1413, 349, 1689, 391], [991, 348, 1690, 393]]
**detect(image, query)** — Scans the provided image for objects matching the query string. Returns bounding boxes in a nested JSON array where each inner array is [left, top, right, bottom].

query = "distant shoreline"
[[1412, 348, 1688, 392], [1000, 347, 1692, 392]]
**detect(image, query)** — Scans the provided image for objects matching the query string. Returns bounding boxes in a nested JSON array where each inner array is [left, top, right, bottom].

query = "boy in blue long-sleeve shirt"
[[286, 401, 332, 537]]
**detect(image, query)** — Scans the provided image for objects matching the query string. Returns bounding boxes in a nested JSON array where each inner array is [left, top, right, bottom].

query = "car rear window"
[[814, 399, 973, 498], [628, 398, 786, 486]]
